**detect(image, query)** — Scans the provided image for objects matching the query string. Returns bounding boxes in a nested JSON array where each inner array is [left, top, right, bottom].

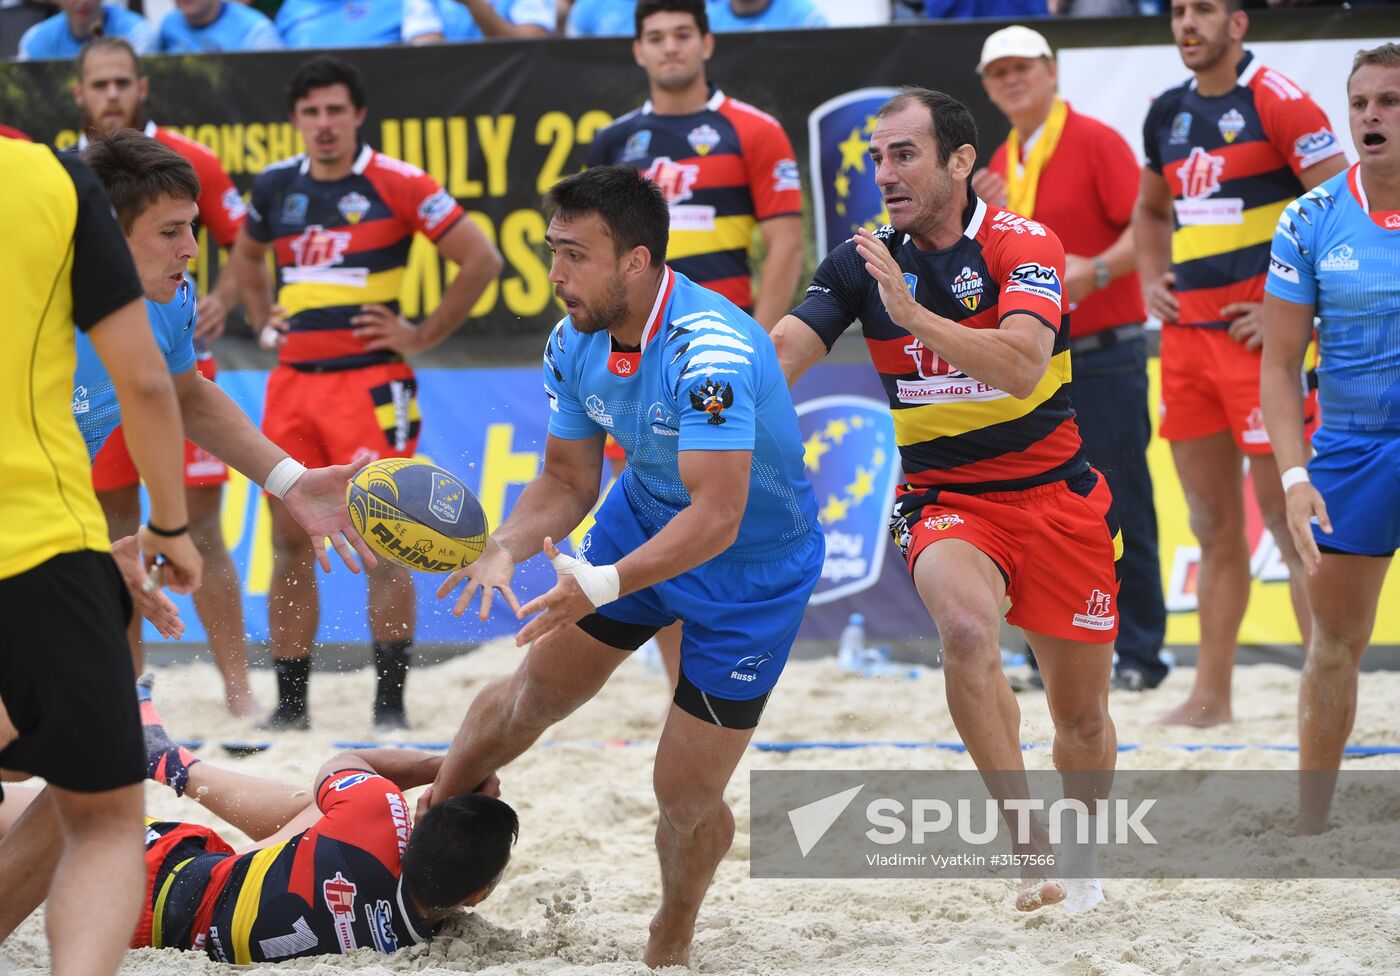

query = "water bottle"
[[837, 613, 866, 672]]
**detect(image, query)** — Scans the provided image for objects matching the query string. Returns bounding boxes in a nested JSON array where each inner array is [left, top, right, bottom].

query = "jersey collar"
[[1189, 50, 1255, 91], [1348, 162, 1400, 230], [642, 85, 725, 116], [396, 876, 429, 945], [76, 119, 156, 151], [639, 266, 677, 355], [299, 143, 373, 176], [964, 194, 988, 239]]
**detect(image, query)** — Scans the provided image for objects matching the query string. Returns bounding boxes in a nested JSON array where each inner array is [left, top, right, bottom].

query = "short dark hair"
[[286, 55, 367, 113], [1349, 42, 1400, 86], [877, 87, 979, 168], [82, 129, 200, 233], [544, 166, 670, 270], [76, 36, 140, 81], [401, 794, 518, 914], [634, 0, 708, 39]]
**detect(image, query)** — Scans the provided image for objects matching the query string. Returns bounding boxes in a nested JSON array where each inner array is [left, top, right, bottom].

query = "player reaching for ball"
[[428, 165, 823, 968]]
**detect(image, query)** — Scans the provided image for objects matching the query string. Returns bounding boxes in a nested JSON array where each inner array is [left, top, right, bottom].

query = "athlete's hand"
[[854, 228, 921, 332], [435, 538, 521, 620], [136, 525, 203, 596], [971, 168, 1007, 209], [195, 292, 229, 342], [1222, 301, 1264, 350], [1285, 480, 1330, 576], [1145, 271, 1179, 324], [257, 305, 290, 350], [352, 304, 426, 356], [513, 537, 597, 648], [111, 534, 186, 639], [282, 451, 379, 573]]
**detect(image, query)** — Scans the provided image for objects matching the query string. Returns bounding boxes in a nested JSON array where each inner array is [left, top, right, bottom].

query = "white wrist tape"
[[550, 550, 620, 608], [1281, 466, 1310, 491], [258, 325, 282, 350], [264, 457, 308, 500]]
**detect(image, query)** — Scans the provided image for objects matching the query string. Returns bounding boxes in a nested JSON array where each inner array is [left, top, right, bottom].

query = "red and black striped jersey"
[[154, 770, 430, 964], [587, 87, 801, 311], [246, 144, 464, 370], [1143, 52, 1343, 329], [791, 197, 1088, 494]]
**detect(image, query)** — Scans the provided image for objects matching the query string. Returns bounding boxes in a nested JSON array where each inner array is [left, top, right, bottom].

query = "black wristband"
[[146, 521, 189, 538]]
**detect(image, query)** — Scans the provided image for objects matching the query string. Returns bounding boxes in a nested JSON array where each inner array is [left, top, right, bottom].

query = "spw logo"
[[808, 87, 898, 256]]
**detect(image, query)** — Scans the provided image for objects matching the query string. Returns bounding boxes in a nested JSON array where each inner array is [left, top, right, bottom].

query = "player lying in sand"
[[0, 681, 517, 964]]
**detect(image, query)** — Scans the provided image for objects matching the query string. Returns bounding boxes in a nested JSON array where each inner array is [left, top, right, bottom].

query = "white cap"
[[976, 25, 1054, 74]]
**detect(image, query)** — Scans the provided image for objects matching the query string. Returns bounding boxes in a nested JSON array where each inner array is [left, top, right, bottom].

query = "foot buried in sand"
[[644, 912, 694, 969], [1016, 877, 1067, 912], [1157, 697, 1232, 728]]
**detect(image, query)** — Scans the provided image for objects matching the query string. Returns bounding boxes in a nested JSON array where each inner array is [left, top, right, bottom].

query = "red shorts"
[[133, 819, 234, 950], [894, 470, 1122, 644], [92, 358, 229, 492], [1159, 326, 1319, 455], [603, 434, 625, 461], [263, 361, 420, 469]]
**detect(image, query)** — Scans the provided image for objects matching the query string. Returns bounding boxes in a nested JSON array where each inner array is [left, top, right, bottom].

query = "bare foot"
[[644, 913, 693, 969], [227, 694, 260, 719], [1157, 698, 1231, 727], [1016, 877, 1066, 912]]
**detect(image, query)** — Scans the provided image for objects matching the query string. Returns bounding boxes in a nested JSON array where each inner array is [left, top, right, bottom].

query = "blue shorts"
[[1310, 427, 1400, 557], [578, 488, 824, 700]]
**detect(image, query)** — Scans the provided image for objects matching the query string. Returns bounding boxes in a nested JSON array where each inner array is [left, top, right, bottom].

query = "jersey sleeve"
[[402, 0, 444, 42], [244, 14, 283, 49], [159, 288, 198, 376], [585, 123, 614, 168], [382, 165, 464, 243], [59, 153, 145, 332], [1253, 70, 1344, 177], [987, 219, 1067, 332], [543, 322, 603, 440], [244, 171, 276, 243], [788, 238, 865, 350], [1141, 90, 1177, 175], [187, 147, 246, 249], [733, 109, 802, 221], [505, 0, 555, 30], [672, 320, 760, 453], [1263, 199, 1318, 307], [315, 771, 411, 872]]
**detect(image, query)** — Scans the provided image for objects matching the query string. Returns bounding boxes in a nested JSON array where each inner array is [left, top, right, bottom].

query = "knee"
[[655, 783, 725, 836], [1185, 500, 1243, 549], [1307, 623, 1369, 667], [936, 611, 1001, 676], [271, 521, 314, 561], [1053, 704, 1111, 753]]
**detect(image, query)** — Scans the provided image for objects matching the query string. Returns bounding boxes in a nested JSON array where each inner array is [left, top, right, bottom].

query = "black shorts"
[[0, 549, 143, 792]]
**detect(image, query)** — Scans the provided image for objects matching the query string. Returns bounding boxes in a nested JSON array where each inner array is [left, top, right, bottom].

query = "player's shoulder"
[[1146, 78, 1191, 121], [1283, 167, 1350, 228], [717, 93, 787, 136], [1245, 59, 1310, 106], [368, 149, 428, 182], [154, 126, 220, 165], [252, 154, 304, 189], [982, 206, 1064, 262]]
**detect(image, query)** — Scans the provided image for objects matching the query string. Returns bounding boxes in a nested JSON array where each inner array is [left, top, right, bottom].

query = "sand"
[[3, 642, 1399, 976]]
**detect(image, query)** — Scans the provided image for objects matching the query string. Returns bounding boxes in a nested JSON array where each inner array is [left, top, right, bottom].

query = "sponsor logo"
[[1293, 129, 1340, 170], [337, 191, 372, 225], [544, 386, 559, 412], [221, 187, 247, 221], [369, 524, 460, 572], [429, 473, 466, 524], [895, 377, 1006, 404], [687, 123, 721, 156], [323, 872, 359, 952], [1177, 146, 1225, 199], [585, 395, 614, 428], [1169, 111, 1192, 145], [145, 825, 161, 844], [259, 916, 319, 959], [607, 351, 638, 377], [622, 129, 652, 162], [1386, 214, 1400, 230], [417, 189, 457, 231], [806, 284, 832, 295], [990, 211, 1047, 236], [289, 225, 352, 269], [1072, 588, 1116, 630], [950, 266, 983, 311], [207, 926, 226, 962], [386, 792, 410, 856], [1242, 407, 1271, 445], [280, 193, 309, 225], [642, 156, 701, 205], [1004, 262, 1062, 305], [648, 401, 679, 436], [1318, 244, 1359, 272], [1268, 254, 1299, 284], [773, 158, 801, 193], [922, 513, 964, 532], [730, 651, 773, 683], [366, 900, 399, 954], [903, 337, 960, 381], [689, 379, 734, 425], [72, 385, 89, 415], [1217, 108, 1246, 144], [576, 533, 593, 561], [1174, 197, 1244, 226], [332, 772, 373, 791]]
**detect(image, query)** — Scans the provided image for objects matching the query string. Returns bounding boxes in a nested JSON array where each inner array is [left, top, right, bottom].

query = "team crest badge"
[[903, 272, 918, 297], [1169, 111, 1192, 145], [808, 87, 899, 256], [923, 513, 964, 532], [622, 129, 652, 162], [337, 192, 372, 225], [687, 124, 721, 157], [280, 193, 309, 225], [689, 379, 734, 425], [428, 473, 466, 524], [1217, 109, 1246, 144], [950, 266, 983, 311]]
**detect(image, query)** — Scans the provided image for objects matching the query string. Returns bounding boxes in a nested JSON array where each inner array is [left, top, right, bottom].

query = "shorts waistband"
[[948, 469, 1097, 505]]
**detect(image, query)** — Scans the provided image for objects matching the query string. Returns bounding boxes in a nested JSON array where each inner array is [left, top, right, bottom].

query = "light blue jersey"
[[1268, 163, 1400, 434], [705, 0, 826, 32], [18, 5, 155, 60], [275, 0, 442, 47], [436, 0, 552, 39], [72, 282, 197, 461], [564, 0, 632, 37], [160, 3, 282, 52], [544, 267, 819, 561]]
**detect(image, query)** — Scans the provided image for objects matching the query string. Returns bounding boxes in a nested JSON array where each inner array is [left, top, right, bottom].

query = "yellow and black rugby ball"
[[347, 458, 488, 573]]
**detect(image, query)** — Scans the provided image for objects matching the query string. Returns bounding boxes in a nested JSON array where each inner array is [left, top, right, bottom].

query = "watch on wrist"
[[1093, 258, 1111, 292]]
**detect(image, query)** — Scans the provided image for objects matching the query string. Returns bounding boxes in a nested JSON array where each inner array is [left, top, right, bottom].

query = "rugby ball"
[[346, 458, 488, 573]]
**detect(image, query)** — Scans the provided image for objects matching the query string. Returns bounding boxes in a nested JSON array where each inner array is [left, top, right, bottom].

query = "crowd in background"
[[1, 0, 1387, 61]]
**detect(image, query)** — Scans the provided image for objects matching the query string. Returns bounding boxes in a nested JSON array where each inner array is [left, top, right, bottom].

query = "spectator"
[[19, 0, 155, 60], [436, 0, 552, 39], [564, 0, 632, 36], [159, 0, 282, 52], [922, 0, 1047, 18], [705, 0, 826, 31], [274, 0, 443, 47], [973, 25, 1169, 691], [1, 0, 53, 59]]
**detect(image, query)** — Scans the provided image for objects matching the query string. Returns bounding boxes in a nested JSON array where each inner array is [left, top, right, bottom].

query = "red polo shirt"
[[989, 104, 1145, 338]]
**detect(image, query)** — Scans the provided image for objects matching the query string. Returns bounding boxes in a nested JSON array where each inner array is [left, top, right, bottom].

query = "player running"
[[1261, 43, 1400, 834]]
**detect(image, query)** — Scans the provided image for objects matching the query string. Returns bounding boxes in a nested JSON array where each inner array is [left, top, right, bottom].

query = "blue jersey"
[[705, 0, 826, 31], [159, 2, 282, 52], [564, 0, 632, 37], [544, 268, 819, 561], [18, 5, 155, 60], [275, 0, 442, 47], [1266, 164, 1400, 434], [71, 282, 198, 460], [437, 0, 552, 39]]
